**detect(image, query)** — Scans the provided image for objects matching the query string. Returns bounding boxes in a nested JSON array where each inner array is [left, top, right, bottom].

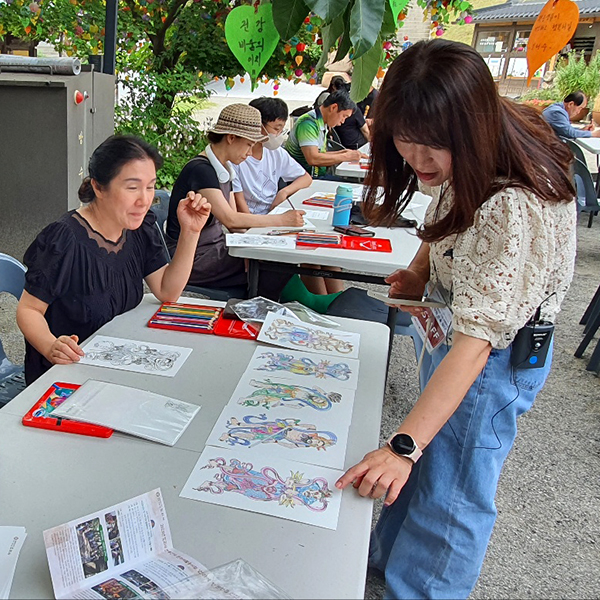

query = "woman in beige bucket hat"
[[165, 103, 305, 297]]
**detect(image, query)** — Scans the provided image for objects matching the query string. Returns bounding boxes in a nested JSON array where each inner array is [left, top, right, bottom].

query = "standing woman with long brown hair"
[[336, 40, 576, 598]]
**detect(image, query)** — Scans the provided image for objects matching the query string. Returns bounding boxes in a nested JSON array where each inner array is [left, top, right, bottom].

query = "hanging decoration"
[[225, 3, 280, 90], [526, 0, 579, 84]]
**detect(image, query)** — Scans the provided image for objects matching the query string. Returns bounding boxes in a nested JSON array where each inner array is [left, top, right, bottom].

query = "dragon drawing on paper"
[[256, 351, 352, 381], [237, 379, 342, 411], [263, 318, 354, 354], [219, 414, 337, 451], [84, 340, 180, 372], [194, 457, 332, 511]]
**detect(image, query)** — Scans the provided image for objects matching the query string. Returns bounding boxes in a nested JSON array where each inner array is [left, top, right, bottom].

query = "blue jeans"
[[370, 341, 553, 599]]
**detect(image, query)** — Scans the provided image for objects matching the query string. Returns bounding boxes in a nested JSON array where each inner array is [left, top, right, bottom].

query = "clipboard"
[[22, 382, 113, 438]]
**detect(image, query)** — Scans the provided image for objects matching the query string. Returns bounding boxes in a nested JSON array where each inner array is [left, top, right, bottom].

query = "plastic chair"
[[148, 198, 248, 302], [0, 253, 27, 406], [566, 139, 586, 165], [152, 190, 170, 234], [574, 158, 600, 228]]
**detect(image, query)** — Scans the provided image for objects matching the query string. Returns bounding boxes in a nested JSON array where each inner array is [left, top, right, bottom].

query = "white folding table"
[[334, 142, 370, 180], [228, 180, 429, 297], [0, 295, 390, 599]]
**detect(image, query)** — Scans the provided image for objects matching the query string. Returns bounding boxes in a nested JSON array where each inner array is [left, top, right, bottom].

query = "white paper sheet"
[[225, 234, 297, 249], [53, 380, 200, 446], [43, 489, 240, 600], [269, 206, 329, 220], [225, 372, 356, 425], [79, 336, 192, 378], [204, 403, 351, 470], [180, 447, 343, 530], [0, 527, 26, 600], [246, 345, 360, 390], [257, 313, 361, 359]]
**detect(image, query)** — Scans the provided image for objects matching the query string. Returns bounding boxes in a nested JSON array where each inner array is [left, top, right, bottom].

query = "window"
[[512, 31, 531, 53], [475, 30, 510, 54]]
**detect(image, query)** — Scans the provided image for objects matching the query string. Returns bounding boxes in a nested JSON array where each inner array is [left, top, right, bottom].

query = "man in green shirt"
[[285, 91, 367, 178]]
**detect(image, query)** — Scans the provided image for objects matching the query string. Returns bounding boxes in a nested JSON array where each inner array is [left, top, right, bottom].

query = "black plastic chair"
[[566, 139, 587, 165], [0, 253, 27, 406], [573, 158, 600, 228], [574, 279, 600, 374], [149, 193, 247, 302]]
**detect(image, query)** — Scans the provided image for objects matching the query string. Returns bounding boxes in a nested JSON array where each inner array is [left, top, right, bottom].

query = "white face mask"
[[263, 131, 285, 151]]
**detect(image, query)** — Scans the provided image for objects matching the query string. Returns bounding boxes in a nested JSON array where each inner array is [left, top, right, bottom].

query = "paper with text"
[[43, 489, 241, 600]]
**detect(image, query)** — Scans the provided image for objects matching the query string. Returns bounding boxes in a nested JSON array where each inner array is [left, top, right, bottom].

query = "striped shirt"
[[285, 109, 328, 178]]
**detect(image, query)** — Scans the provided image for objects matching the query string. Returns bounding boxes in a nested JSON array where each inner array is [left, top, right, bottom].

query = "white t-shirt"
[[231, 147, 306, 214]]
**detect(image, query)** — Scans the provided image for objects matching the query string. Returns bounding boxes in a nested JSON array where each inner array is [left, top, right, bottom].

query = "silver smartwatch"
[[386, 432, 422, 464]]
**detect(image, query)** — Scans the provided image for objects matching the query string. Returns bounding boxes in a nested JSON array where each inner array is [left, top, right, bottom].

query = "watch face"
[[390, 433, 416, 456]]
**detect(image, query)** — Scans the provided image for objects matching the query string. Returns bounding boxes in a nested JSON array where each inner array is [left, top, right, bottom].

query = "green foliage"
[[114, 48, 208, 189], [555, 51, 600, 103], [271, 0, 475, 101], [519, 87, 561, 102]]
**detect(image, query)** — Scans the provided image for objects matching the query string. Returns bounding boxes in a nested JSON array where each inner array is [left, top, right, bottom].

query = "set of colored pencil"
[[303, 194, 336, 208], [150, 304, 221, 331], [296, 232, 342, 247]]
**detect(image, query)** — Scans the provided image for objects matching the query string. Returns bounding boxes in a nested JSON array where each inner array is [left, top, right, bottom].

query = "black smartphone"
[[333, 225, 375, 237]]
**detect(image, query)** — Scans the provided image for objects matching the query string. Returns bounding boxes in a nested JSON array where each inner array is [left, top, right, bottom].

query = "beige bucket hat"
[[209, 103, 268, 143]]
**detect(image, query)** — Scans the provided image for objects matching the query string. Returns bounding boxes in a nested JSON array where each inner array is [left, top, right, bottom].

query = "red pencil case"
[[23, 382, 113, 438], [148, 302, 258, 340], [296, 234, 392, 252]]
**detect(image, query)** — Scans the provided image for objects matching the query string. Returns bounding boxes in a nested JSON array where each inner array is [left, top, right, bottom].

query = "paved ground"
[[1, 83, 599, 598]]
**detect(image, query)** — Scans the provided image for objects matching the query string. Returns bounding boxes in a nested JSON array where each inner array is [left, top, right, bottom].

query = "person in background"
[[285, 91, 367, 178], [357, 85, 379, 127], [165, 103, 305, 297], [231, 97, 343, 296], [314, 75, 349, 108], [337, 39, 576, 599], [315, 76, 371, 151], [542, 90, 600, 139], [232, 97, 312, 215], [17, 135, 211, 384]]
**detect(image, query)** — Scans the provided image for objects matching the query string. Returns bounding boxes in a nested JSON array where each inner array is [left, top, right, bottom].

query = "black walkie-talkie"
[[511, 305, 554, 369]]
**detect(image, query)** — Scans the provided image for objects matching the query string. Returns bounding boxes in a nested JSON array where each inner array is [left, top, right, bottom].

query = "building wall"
[[399, 1, 432, 43]]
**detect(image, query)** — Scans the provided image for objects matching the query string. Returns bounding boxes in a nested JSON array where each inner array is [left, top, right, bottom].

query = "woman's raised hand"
[[177, 192, 212, 234]]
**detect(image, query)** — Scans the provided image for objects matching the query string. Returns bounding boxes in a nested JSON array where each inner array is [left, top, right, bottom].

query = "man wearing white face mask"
[[232, 97, 313, 215]]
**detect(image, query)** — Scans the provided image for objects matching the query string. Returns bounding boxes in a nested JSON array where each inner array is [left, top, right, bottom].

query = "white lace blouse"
[[424, 185, 577, 349]]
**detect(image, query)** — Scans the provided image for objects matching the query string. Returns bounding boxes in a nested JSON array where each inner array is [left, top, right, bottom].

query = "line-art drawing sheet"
[[225, 373, 356, 425], [180, 446, 343, 530], [257, 313, 361, 359], [246, 345, 360, 390], [79, 335, 192, 377], [269, 206, 329, 220], [204, 403, 351, 470]]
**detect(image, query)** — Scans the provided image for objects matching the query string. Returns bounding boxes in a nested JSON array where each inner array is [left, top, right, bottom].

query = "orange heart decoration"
[[527, 0, 579, 84]]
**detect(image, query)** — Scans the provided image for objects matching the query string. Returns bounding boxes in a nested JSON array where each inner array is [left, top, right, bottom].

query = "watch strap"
[[386, 432, 423, 464]]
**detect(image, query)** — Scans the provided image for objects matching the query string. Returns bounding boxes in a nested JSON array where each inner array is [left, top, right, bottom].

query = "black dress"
[[23, 210, 167, 384]]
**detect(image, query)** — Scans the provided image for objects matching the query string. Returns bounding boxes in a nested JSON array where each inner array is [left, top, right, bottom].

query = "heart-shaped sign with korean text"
[[225, 4, 280, 87], [527, 0, 579, 84], [389, 0, 410, 21]]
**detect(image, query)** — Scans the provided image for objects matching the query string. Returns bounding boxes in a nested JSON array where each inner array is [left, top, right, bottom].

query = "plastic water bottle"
[[332, 184, 353, 227]]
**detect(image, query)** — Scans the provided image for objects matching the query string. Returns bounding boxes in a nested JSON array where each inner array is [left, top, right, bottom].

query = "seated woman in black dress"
[[17, 135, 211, 384], [165, 103, 304, 297]]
